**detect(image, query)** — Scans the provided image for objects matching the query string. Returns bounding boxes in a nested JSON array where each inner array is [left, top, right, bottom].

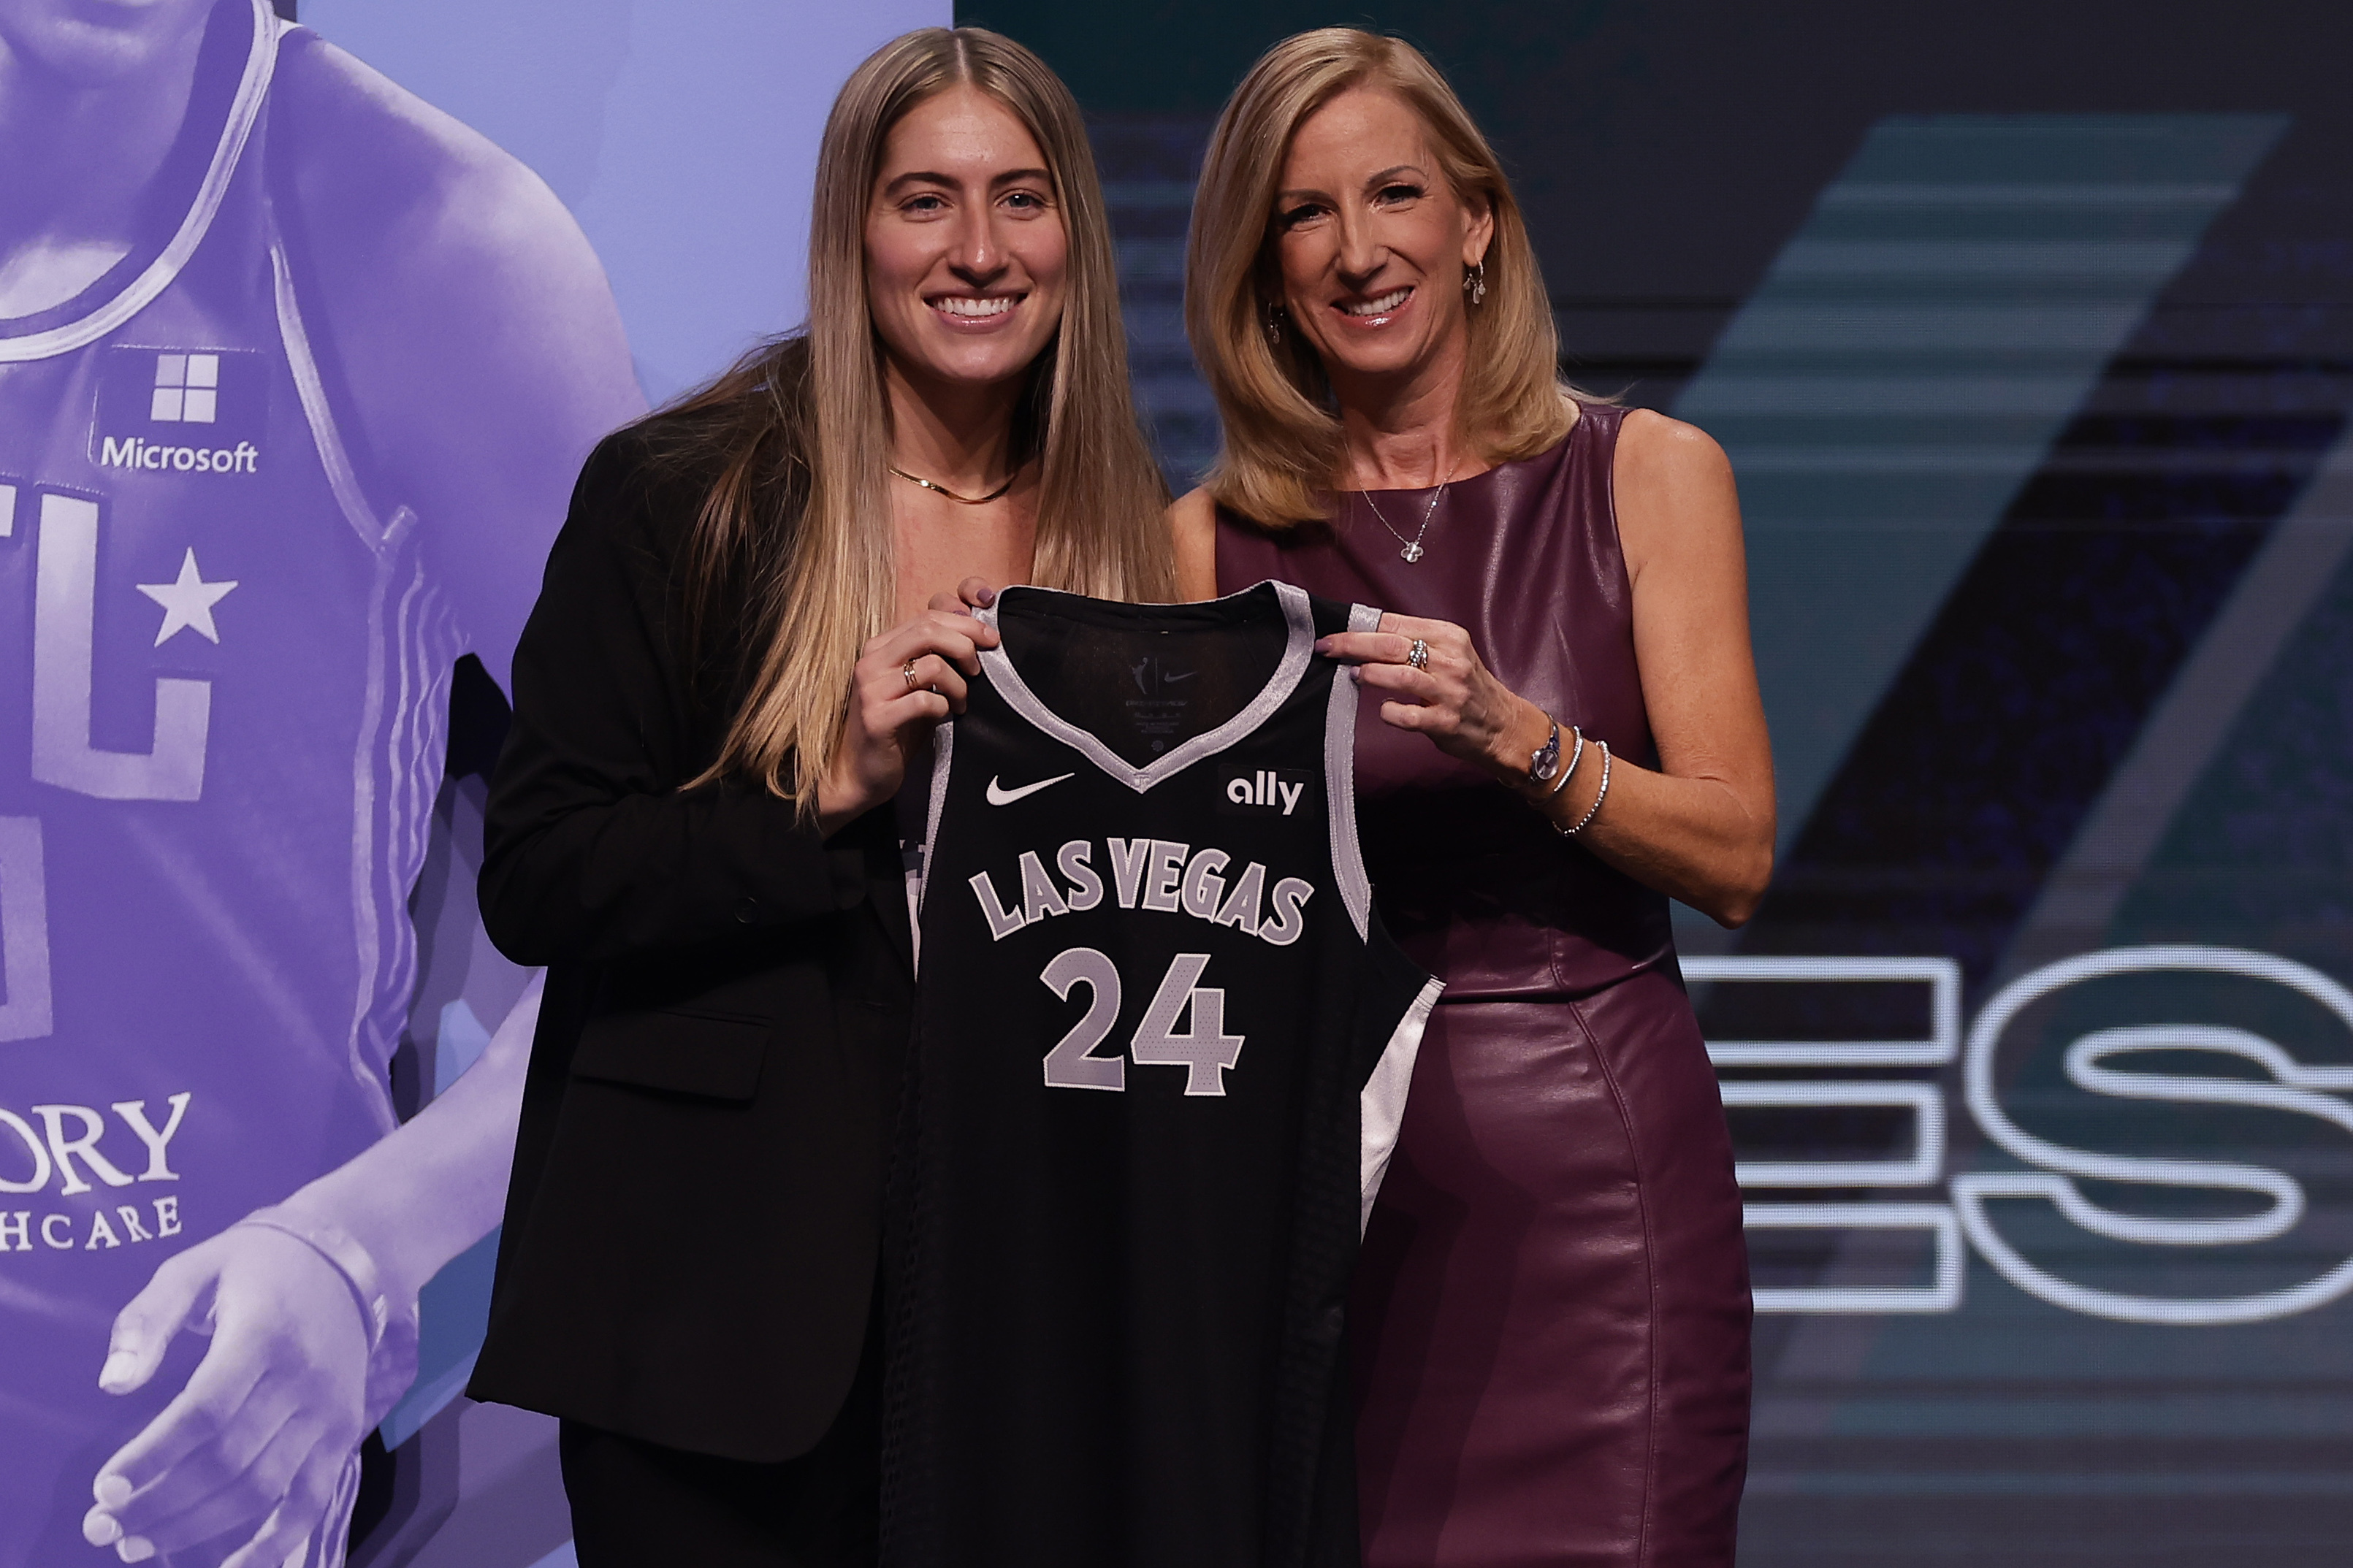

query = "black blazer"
[[467, 417, 912, 1462]]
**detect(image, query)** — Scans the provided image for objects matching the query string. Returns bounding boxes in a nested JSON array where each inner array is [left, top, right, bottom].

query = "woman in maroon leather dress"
[[1171, 31, 1774, 1567]]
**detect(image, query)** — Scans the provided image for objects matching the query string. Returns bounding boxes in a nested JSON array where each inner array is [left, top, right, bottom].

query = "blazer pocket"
[[571, 1007, 771, 1101]]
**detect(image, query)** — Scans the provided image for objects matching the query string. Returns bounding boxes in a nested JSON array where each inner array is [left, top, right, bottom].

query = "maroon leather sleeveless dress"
[[1217, 405, 1751, 1567]]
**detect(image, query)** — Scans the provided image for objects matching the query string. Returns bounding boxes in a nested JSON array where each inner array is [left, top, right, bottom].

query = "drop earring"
[[1463, 261, 1487, 307], [1265, 302, 1284, 346]]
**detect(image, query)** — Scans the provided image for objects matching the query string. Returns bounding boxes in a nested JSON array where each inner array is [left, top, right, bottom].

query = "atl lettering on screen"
[[0, 348, 253, 1259]]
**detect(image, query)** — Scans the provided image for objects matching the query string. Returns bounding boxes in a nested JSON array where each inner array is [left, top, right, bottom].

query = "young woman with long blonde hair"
[[467, 28, 1170, 1565], [1176, 28, 1771, 1567]]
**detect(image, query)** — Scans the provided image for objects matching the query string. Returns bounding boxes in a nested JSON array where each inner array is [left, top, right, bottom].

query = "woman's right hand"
[[816, 578, 999, 835]]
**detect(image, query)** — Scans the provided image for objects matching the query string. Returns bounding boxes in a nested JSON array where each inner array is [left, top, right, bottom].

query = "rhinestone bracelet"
[[1561, 739, 1612, 836]]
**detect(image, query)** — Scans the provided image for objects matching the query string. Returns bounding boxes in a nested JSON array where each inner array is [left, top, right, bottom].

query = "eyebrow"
[[881, 167, 1053, 196]]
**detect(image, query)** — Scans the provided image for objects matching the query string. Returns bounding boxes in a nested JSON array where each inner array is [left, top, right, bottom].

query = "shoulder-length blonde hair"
[[663, 26, 1172, 809], [1187, 28, 1576, 527]]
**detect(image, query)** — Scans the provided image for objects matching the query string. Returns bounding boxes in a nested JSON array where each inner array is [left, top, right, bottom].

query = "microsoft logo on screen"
[[150, 353, 220, 424], [87, 346, 259, 477]]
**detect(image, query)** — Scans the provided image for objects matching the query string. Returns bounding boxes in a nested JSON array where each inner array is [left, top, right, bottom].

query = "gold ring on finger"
[[902, 658, 921, 690]]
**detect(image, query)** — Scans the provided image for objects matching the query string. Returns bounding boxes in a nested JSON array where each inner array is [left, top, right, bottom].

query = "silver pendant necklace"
[[1362, 480, 1449, 563]]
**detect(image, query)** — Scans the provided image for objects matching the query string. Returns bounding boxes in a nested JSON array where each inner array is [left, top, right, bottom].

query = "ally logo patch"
[[1219, 768, 1313, 817], [88, 346, 267, 477]]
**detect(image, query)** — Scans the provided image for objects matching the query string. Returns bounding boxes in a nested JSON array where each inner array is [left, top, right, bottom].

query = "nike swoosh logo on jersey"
[[986, 772, 1075, 806]]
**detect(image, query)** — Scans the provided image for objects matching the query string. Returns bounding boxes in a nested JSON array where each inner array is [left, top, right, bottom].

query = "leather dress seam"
[[1568, 987, 1663, 1565]]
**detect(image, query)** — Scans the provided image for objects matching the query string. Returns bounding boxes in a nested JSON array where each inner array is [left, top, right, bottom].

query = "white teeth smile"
[[1341, 288, 1411, 317], [934, 296, 1017, 318]]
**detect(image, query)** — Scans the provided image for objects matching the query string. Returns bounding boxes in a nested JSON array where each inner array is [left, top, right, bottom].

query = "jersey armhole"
[[1326, 603, 1381, 941], [262, 28, 404, 554]]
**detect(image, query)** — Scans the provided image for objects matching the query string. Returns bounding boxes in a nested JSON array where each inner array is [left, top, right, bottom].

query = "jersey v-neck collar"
[[976, 579, 1317, 795]]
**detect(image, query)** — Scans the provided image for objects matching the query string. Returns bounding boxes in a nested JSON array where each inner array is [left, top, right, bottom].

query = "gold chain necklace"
[[888, 465, 1017, 505]]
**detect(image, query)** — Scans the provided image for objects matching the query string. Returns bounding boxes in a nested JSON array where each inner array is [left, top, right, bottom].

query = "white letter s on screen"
[[1952, 945, 2353, 1325]]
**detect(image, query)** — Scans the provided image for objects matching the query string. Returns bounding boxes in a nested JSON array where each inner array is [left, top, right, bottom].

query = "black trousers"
[[559, 1320, 881, 1568]]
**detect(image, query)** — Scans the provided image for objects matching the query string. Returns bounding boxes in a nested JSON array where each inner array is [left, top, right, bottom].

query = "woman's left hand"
[[1316, 612, 1544, 785]]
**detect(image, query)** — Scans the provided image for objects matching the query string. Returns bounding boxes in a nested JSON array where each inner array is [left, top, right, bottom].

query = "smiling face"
[[1269, 84, 1495, 396], [863, 84, 1069, 401]]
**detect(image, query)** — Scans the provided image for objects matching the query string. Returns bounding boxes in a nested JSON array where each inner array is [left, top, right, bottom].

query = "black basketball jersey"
[[885, 580, 1442, 1568]]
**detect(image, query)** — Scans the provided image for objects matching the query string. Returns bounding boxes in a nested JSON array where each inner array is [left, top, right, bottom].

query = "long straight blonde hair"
[[1187, 28, 1577, 527], [664, 27, 1172, 809]]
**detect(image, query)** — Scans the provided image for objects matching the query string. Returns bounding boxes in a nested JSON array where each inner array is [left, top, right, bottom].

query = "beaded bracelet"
[[1562, 739, 1612, 836]]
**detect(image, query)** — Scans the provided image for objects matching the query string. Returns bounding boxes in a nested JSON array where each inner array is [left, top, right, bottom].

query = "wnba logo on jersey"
[[88, 346, 264, 476]]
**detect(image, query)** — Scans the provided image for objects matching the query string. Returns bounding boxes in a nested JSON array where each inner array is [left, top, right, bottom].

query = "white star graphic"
[[135, 548, 238, 646]]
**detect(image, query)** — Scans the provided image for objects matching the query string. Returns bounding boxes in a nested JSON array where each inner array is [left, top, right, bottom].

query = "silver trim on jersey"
[[974, 580, 1317, 795], [257, 129, 454, 1130], [1360, 975, 1444, 1234], [372, 553, 462, 1131], [342, 508, 415, 1138], [0, 0, 282, 362], [1325, 601, 1383, 941], [272, 237, 389, 551], [915, 720, 956, 946]]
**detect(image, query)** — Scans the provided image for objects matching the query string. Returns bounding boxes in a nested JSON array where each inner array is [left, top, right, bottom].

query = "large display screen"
[[971, 2, 2353, 1561]]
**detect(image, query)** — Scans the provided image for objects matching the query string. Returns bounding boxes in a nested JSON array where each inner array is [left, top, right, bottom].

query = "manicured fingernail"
[[118, 1536, 155, 1564], [976, 587, 996, 605], [94, 1474, 132, 1510], [99, 1352, 137, 1391], [83, 1510, 121, 1546]]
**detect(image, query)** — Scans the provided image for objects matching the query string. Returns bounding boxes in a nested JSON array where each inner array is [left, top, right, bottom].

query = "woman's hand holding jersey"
[[1317, 611, 1536, 776], [817, 579, 1000, 835]]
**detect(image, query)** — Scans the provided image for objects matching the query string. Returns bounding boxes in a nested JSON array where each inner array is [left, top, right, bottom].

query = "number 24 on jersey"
[[1037, 949, 1246, 1096]]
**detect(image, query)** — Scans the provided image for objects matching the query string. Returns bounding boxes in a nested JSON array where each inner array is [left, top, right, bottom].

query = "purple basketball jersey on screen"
[[0, 4, 465, 1557]]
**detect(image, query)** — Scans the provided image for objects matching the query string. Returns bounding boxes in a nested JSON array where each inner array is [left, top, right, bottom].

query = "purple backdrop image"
[[0, 2, 939, 1565]]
